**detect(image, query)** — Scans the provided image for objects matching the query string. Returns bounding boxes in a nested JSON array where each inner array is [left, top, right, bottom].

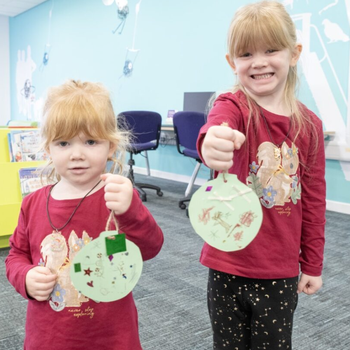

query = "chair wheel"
[[179, 203, 187, 210], [157, 191, 163, 197]]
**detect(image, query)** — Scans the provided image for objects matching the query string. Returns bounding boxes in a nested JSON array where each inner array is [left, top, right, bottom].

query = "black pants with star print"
[[207, 269, 298, 350]]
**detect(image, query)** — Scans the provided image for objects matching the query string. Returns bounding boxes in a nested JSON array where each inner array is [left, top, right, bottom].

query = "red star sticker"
[[84, 268, 93, 276]]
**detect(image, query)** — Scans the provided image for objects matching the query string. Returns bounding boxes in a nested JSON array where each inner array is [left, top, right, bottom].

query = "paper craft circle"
[[189, 173, 263, 252], [70, 231, 143, 302]]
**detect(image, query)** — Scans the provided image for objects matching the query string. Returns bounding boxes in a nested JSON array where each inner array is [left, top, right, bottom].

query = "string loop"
[[105, 210, 119, 232]]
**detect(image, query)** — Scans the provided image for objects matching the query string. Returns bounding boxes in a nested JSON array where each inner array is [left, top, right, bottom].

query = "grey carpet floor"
[[1, 174, 349, 350]]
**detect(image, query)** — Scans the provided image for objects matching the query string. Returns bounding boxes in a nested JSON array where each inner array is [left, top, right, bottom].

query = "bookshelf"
[[0, 128, 45, 248]]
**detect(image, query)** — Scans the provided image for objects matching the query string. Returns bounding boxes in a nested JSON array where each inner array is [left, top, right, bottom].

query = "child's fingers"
[[104, 177, 132, 195], [210, 125, 236, 141], [34, 279, 56, 294], [207, 159, 233, 171], [26, 267, 57, 300], [101, 173, 118, 183], [297, 280, 306, 294], [100, 173, 110, 182], [103, 175, 133, 214], [209, 126, 245, 150], [101, 173, 127, 185], [210, 138, 235, 152], [297, 274, 322, 295], [105, 190, 133, 214], [104, 184, 133, 201], [207, 147, 235, 162], [104, 182, 122, 194], [232, 130, 246, 150], [31, 266, 57, 281]]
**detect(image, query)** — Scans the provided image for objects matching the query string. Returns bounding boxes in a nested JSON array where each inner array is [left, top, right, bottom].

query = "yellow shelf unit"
[[0, 128, 45, 248]]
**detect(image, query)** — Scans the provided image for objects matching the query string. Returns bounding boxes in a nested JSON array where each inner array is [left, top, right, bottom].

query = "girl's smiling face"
[[227, 44, 301, 106]]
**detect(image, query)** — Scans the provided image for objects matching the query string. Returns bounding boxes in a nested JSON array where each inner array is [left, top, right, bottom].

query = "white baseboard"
[[135, 167, 350, 215], [326, 200, 350, 215]]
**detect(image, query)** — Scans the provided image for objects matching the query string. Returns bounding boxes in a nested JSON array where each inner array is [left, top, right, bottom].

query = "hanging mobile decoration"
[[123, 59, 133, 76], [120, 0, 142, 78], [42, 48, 50, 66], [70, 211, 143, 302], [188, 123, 263, 252], [102, 0, 129, 34], [39, 0, 54, 71], [120, 49, 139, 78], [113, 0, 129, 34], [103, 0, 142, 78], [40, 43, 52, 71]]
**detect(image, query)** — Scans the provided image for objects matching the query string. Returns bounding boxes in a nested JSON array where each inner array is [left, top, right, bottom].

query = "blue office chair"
[[173, 111, 206, 210], [118, 110, 163, 202]]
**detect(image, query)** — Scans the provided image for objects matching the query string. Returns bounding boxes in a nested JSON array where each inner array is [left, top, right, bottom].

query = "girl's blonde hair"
[[41, 79, 129, 182], [226, 1, 317, 144]]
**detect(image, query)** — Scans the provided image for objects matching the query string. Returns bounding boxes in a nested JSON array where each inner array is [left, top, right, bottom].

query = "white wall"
[[0, 15, 10, 125]]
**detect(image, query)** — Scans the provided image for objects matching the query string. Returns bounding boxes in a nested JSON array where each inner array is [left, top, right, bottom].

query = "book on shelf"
[[19, 167, 48, 198], [7, 129, 49, 162]]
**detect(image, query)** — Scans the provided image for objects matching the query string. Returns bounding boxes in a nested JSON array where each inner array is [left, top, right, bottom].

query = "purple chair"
[[119, 111, 163, 202], [173, 111, 206, 210]]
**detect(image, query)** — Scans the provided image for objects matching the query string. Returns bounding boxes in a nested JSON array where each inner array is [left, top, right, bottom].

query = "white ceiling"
[[0, 0, 47, 17]]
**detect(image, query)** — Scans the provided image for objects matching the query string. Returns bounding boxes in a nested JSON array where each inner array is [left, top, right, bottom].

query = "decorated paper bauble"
[[70, 230, 143, 302], [188, 173, 263, 252]]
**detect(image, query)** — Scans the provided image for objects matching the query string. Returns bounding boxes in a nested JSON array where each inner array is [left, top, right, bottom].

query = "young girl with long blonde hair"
[[198, 2, 326, 349]]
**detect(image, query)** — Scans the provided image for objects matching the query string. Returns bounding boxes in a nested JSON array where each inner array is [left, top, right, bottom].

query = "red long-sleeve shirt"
[[6, 186, 163, 350], [197, 90, 326, 279]]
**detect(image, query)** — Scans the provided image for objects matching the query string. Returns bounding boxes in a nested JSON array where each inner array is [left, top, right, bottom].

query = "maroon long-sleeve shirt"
[[197, 90, 326, 279], [6, 186, 163, 350]]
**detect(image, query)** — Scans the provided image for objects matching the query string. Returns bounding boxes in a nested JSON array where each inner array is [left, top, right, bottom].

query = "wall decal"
[[39, 0, 54, 71], [322, 19, 349, 43], [287, 0, 350, 181], [16, 46, 36, 120], [319, 0, 339, 15]]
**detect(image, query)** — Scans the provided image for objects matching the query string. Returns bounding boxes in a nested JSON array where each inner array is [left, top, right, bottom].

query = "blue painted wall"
[[8, 0, 350, 207]]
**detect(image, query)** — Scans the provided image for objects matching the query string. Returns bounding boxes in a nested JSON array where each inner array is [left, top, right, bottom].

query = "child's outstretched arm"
[[297, 273, 323, 295], [101, 173, 134, 215], [201, 125, 245, 171], [25, 266, 57, 301]]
